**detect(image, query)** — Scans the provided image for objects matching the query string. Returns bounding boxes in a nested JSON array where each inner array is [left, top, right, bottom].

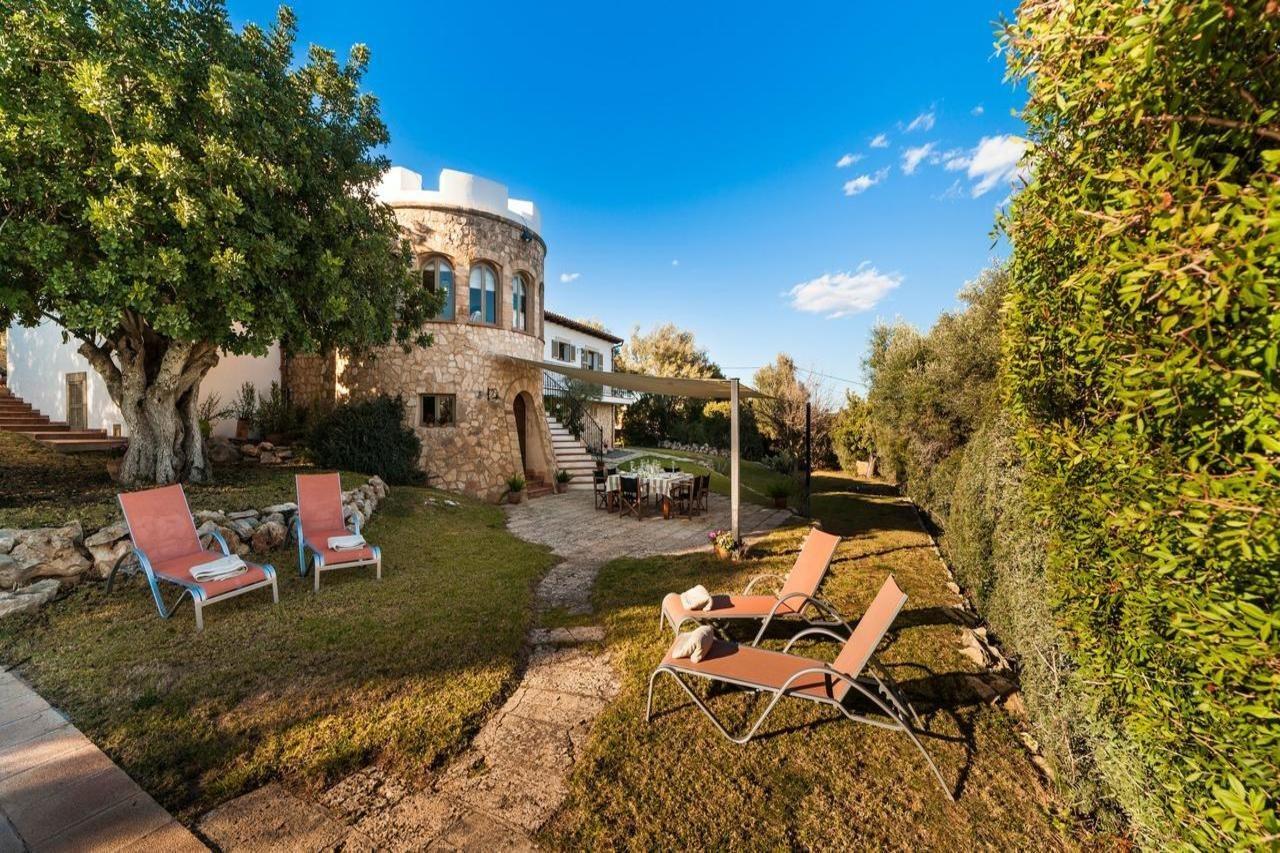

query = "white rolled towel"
[[671, 625, 715, 663], [327, 533, 366, 551], [190, 554, 248, 582], [680, 584, 713, 611]]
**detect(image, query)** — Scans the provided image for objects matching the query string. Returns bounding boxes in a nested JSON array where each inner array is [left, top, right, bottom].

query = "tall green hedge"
[[1003, 1, 1279, 845]]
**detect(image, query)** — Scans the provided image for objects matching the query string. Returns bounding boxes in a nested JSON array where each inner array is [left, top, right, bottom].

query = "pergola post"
[[730, 377, 740, 543]]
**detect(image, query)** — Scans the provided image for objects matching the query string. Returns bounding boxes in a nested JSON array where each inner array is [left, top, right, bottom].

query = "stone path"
[[0, 667, 204, 852], [197, 492, 793, 850]]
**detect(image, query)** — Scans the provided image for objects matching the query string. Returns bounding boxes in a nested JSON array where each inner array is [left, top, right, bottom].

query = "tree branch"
[[76, 337, 123, 405]]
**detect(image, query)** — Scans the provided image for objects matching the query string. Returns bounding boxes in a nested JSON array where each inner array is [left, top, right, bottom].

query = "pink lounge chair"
[[660, 528, 846, 643], [648, 574, 953, 799], [295, 473, 381, 592], [110, 484, 279, 631]]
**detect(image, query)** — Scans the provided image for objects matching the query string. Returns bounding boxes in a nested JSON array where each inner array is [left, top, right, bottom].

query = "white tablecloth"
[[606, 472, 694, 499]]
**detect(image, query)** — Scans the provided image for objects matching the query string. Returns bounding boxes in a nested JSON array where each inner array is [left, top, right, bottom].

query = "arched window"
[[421, 257, 454, 320], [469, 264, 497, 324], [512, 274, 527, 331]]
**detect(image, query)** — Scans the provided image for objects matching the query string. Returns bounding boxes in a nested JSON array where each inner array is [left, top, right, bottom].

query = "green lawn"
[[0, 465, 556, 820], [620, 446, 798, 509], [0, 431, 364, 531], [540, 470, 1080, 849]]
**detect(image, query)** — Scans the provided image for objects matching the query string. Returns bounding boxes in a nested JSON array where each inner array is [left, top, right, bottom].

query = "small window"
[[512, 274, 527, 331], [581, 349, 603, 371], [419, 393, 456, 427], [552, 339, 576, 362], [468, 264, 497, 324], [421, 257, 454, 320]]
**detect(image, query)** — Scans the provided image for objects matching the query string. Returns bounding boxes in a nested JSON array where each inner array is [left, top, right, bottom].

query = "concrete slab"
[[196, 783, 347, 852]]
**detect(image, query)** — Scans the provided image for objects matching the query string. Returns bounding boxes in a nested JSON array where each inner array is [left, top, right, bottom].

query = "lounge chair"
[[296, 472, 382, 591], [660, 528, 846, 643], [110, 484, 278, 631], [647, 574, 952, 799]]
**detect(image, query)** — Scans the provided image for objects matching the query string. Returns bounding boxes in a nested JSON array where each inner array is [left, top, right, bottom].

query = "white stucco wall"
[[543, 319, 631, 405], [377, 166, 542, 235], [5, 319, 279, 438]]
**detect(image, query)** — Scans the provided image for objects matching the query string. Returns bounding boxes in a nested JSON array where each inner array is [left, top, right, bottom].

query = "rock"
[[263, 512, 285, 527], [196, 520, 219, 538], [227, 510, 259, 521], [0, 579, 61, 619], [83, 522, 126, 549], [958, 644, 987, 667], [229, 519, 257, 540], [216, 525, 242, 552], [207, 437, 241, 463], [368, 477, 387, 499], [276, 449, 293, 460], [240, 443, 261, 458], [0, 531, 15, 554], [263, 502, 297, 515], [258, 452, 279, 464], [945, 581, 961, 595], [0, 554, 34, 590], [11, 522, 90, 582], [194, 510, 227, 524], [88, 537, 134, 579], [250, 521, 287, 553], [1003, 691, 1027, 718], [257, 441, 274, 452], [974, 626, 989, 640]]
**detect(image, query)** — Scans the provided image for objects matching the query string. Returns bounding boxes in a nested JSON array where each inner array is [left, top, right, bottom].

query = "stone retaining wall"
[[0, 476, 388, 619]]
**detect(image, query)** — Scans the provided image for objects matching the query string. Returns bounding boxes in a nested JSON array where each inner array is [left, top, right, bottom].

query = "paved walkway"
[[197, 491, 793, 850], [0, 667, 204, 852]]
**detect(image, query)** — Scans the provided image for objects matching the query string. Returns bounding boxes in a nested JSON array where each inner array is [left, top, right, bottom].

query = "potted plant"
[[708, 529, 738, 560], [197, 393, 232, 439], [233, 381, 258, 440], [766, 481, 791, 509], [554, 469, 573, 493], [507, 473, 527, 504]]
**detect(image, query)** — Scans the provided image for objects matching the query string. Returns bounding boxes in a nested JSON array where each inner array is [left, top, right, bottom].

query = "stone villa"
[[3, 167, 629, 501]]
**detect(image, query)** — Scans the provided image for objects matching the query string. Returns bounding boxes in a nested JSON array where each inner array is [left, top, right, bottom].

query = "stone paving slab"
[[0, 667, 205, 852], [196, 783, 369, 852]]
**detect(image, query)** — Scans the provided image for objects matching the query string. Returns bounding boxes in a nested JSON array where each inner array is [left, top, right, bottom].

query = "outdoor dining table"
[[607, 471, 694, 518]]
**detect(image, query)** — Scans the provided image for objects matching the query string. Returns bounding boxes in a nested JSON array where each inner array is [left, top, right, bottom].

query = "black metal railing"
[[543, 372, 606, 456]]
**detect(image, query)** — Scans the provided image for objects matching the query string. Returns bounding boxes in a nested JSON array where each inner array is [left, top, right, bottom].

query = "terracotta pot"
[[235, 418, 251, 440], [714, 544, 730, 560], [509, 491, 524, 504]]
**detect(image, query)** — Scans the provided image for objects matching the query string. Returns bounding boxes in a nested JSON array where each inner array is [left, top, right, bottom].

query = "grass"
[[620, 446, 797, 509], [0, 431, 365, 531], [540, 470, 1080, 849], [0, 479, 556, 821]]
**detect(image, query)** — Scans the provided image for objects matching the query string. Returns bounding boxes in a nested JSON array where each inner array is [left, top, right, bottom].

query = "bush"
[[1002, 2, 1280, 845], [308, 395, 423, 485]]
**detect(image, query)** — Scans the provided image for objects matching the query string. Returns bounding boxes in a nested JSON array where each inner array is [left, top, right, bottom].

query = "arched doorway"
[[513, 392, 529, 473]]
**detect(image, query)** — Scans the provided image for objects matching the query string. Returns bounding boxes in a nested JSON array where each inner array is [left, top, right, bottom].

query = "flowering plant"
[[708, 529, 738, 552]]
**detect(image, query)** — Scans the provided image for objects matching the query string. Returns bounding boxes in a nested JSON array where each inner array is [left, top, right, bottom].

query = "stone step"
[[9, 423, 70, 434], [38, 437, 126, 453], [25, 429, 111, 441]]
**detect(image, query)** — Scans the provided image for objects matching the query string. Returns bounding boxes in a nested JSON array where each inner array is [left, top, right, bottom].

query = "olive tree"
[[0, 1, 436, 484]]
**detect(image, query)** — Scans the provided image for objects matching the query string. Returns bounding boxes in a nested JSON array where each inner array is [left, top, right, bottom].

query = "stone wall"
[[284, 202, 555, 502], [282, 350, 337, 411]]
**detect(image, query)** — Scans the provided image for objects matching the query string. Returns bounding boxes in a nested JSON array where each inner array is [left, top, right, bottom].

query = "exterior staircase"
[[546, 414, 597, 491], [0, 379, 127, 453]]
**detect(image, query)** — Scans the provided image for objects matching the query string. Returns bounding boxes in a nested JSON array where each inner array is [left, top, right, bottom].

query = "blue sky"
[[230, 1, 1025, 393]]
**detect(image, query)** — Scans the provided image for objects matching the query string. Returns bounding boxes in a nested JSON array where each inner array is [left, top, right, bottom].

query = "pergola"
[[505, 356, 766, 541]]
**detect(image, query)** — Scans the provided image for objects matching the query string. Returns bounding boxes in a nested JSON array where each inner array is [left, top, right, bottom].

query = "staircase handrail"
[[543, 371, 606, 456]]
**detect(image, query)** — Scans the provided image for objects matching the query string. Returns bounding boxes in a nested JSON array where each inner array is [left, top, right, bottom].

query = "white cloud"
[[901, 142, 936, 175], [964, 134, 1029, 196], [836, 152, 862, 168], [869, 132, 889, 148], [905, 110, 936, 132], [842, 167, 889, 196], [788, 263, 902, 318], [971, 104, 984, 116], [559, 272, 581, 283]]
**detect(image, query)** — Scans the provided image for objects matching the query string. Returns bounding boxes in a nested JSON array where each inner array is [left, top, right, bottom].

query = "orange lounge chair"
[[647, 575, 953, 800], [295, 472, 382, 592], [110, 484, 279, 631], [660, 528, 846, 643]]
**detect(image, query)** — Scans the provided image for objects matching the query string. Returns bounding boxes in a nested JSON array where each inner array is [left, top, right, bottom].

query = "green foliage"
[[620, 395, 768, 458], [545, 379, 602, 442], [506, 474, 526, 493], [555, 469, 573, 484], [1002, 2, 1280, 845], [308, 396, 422, 485], [233, 382, 258, 423], [0, 0, 440, 483], [751, 354, 837, 468], [831, 391, 872, 473], [255, 381, 302, 437]]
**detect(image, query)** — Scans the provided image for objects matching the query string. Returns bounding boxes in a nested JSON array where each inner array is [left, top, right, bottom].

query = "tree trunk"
[[78, 317, 220, 486]]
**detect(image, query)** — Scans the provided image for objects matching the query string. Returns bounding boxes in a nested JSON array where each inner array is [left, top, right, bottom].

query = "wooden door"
[[513, 394, 528, 473], [66, 372, 87, 430]]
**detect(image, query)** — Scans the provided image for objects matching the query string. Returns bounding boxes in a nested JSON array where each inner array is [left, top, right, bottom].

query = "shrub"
[[1002, 2, 1280, 845], [506, 474, 525, 493], [308, 395, 422, 485], [255, 381, 303, 438]]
